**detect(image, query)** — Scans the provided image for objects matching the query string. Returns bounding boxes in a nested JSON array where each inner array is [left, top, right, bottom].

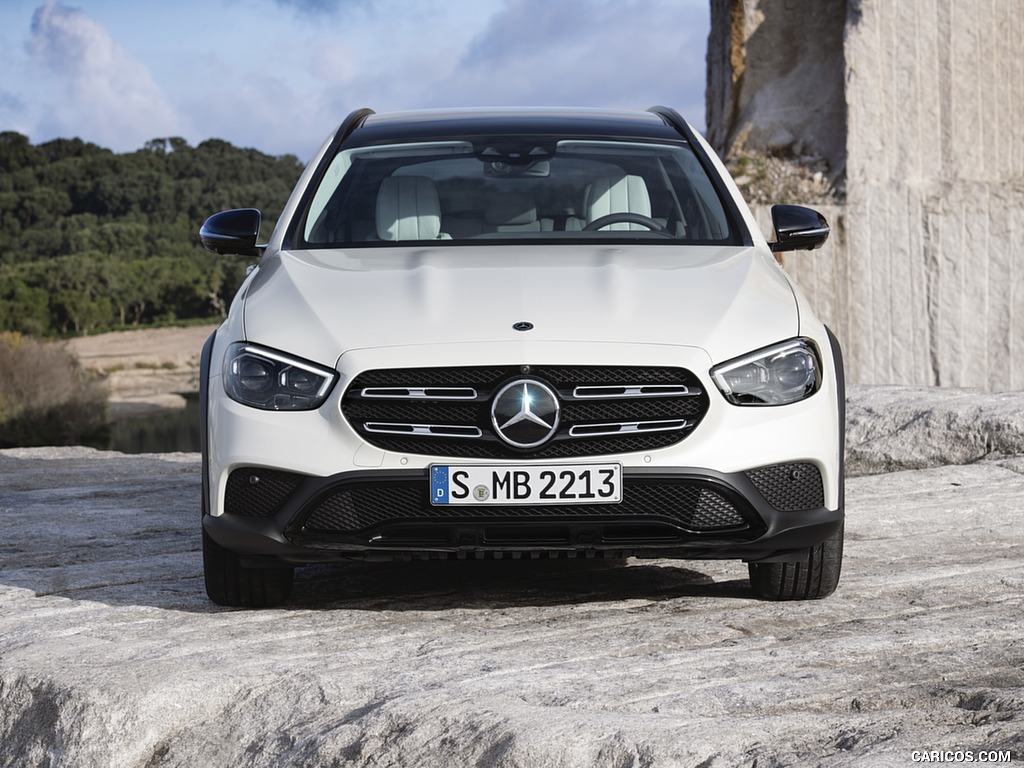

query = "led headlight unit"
[[711, 338, 821, 406], [223, 343, 337, 411]]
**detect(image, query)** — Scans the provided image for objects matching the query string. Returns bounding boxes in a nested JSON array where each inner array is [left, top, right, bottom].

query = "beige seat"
[[376, 176, 448, 240], [584, 174, 652, 231]]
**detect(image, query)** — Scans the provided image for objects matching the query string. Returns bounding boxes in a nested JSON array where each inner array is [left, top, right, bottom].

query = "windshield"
[[301, 138, 740, 246]]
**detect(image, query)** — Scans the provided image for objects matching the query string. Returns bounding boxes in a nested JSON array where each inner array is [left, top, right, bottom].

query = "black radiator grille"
[[299, 479, 750, 535], [341, 365, 709, 459]]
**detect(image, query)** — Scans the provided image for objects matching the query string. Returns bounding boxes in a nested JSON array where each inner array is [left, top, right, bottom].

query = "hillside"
[[0, 132, 302, 336]]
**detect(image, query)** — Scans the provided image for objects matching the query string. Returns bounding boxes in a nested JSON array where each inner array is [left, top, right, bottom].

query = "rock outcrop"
[[708, 0, 1024, 391], [2, 386, 1023, 766], [706, 0, 847, 184]]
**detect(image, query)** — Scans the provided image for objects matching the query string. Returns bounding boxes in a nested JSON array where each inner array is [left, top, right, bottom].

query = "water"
[[105, 395, 202, 454]]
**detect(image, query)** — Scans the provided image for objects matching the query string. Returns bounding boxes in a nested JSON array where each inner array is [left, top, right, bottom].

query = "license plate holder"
[[430, 463, 622, 506]]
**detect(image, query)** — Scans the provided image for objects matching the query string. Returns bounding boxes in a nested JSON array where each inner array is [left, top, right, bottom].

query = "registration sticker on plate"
[[430, 463, 622, 506]]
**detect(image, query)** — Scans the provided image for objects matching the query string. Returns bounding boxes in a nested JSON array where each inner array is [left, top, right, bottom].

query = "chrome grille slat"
[[364, 422, 483, 438], [572, 384, 698, 399], [361, 387, 478, 400], [568, 419, 692, 437]]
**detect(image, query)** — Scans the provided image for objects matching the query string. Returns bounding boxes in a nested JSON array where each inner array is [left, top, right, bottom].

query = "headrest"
[[586, 174, 652, 229], [376, 176, 442, 240]]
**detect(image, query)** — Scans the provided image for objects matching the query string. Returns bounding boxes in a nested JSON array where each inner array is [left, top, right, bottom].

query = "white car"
[[199, 106, 844, 607]]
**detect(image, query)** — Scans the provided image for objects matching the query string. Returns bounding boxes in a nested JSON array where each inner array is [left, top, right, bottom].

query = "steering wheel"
[[582, 213, 670, 233]]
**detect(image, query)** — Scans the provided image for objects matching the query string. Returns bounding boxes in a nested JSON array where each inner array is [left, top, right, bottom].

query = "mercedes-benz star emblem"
[[491, 378, 560, 449]]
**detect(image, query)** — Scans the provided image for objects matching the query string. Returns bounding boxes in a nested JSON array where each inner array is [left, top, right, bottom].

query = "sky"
[[0, 0, 711, 161]]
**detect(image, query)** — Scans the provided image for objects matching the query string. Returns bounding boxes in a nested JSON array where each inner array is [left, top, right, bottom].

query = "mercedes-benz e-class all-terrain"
[[198, 106, 845, 607]]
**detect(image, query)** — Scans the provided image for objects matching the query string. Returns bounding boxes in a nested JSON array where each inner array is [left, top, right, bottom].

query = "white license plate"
[[430, 463, 622, 506]]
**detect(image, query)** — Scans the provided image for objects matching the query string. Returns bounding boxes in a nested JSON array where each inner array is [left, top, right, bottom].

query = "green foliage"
[[0, 132, 304, 336], [0, 332, 109, 447]]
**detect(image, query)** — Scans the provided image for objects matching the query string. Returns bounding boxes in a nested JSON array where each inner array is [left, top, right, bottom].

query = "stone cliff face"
[[707, 0, 1024, 391], [706, 0, 847, 182]]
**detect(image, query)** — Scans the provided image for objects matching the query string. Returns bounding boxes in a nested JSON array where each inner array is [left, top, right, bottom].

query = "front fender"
[[199, 328, 217, 518]]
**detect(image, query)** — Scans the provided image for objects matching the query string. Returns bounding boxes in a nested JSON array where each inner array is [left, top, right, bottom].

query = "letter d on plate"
[[431, 465, 449, 504]]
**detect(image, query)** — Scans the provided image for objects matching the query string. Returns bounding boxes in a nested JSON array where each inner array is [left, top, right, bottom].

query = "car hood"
[[241, 244, 799, 367]]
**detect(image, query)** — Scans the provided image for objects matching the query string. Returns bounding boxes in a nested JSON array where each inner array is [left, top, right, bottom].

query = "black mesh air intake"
[[224, 467, 306, 518], [744, 462, 824, 511], [299, 478, 750, 535]]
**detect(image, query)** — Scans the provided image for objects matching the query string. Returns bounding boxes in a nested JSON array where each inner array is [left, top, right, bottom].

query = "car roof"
[[345, 106, 691, 145]]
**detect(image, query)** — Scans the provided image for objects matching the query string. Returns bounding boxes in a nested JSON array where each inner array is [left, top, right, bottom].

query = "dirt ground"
[[65, 324, 218, 416]]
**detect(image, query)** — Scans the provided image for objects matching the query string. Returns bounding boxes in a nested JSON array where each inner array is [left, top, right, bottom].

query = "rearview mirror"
[[769, 205, 829, 252], [200, 208, 263, 257]]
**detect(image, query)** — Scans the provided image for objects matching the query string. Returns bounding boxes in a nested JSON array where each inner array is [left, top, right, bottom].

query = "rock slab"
[[1, 387, 1023, 766]]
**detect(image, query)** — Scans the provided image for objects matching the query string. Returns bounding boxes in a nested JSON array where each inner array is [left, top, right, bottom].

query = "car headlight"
[[710, 339, 821, 406], [223, 343, 337, 410]]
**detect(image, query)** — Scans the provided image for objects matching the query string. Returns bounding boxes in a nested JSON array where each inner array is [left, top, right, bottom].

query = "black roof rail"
[[646, 105, 695, 142], [332, 108, 375, 145], [647, 105, 752, 248]]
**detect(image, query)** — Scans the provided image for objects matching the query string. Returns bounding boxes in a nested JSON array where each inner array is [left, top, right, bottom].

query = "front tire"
[[202, 528, 294, 607], [748, 523, 843, 600]]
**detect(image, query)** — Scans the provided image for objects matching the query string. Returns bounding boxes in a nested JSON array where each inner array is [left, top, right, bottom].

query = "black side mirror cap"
[[200, 208, 263, 257], [769, 205, 829, 252]]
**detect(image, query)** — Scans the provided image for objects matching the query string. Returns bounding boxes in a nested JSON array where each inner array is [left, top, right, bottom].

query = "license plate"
[[430, 463, 622, 506]]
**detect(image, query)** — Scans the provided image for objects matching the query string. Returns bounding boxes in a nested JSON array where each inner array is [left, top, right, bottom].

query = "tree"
[[0, 133, 303, 335]]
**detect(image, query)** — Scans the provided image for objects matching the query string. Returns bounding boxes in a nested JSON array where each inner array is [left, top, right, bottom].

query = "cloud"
[[307, 41, 359, 86], [262, 0, 710, 156], [425, 0, 709, 126], [26, 1, 185, 150], [3, 0, 709, 158], [273, 0, 367, 15], [0, 89, 26, 116]]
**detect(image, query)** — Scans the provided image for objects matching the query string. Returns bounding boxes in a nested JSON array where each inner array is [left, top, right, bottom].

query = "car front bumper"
[[203, 463, 842, 565], [202, 333, 844, 566]]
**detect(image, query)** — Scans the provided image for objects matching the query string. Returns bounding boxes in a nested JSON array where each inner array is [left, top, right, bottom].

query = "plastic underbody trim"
[[203, 466, 843, 565]]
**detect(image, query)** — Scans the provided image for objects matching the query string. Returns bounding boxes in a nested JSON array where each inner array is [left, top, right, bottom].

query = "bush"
[[0, 332, 109, 447]]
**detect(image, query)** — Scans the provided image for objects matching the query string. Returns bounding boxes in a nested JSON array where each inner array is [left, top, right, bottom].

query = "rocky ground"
[[1, 386, 1022, 767]]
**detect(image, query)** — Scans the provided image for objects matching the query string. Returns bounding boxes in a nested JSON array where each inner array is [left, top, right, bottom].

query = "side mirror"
[[769, 205, 829, 252], [199, 208, 263, 257]]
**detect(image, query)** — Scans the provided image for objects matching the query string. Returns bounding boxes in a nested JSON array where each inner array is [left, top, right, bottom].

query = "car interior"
[[304, 142, 732, 246]]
